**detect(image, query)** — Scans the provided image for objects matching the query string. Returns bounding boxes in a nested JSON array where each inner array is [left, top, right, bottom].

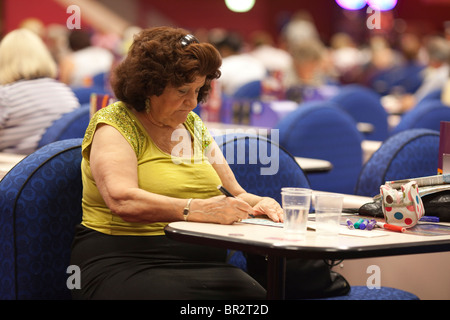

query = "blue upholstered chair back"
[[216, 133, 310, 204], [369, 63, 425, 96], [330, 84, 389, 141], [355, 129, 439, 197], [72, 86, 109, 104], [390, 100, 450, 136], [232, 80, 262, 99], [0, 139, 83, 299], [417, 88, 442, 104], [276, 101, 364, 194], [38, 104, 90, 149]]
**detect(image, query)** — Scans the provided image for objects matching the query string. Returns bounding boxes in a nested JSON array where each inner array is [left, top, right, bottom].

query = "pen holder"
[[380, 181, 425, 228]]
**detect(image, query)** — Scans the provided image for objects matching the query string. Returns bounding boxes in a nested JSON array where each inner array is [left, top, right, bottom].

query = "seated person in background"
[[71, 26, 349, 299], [0, 28, 80, 154], [212, 31, 267, 96], [397, 36, 450, 111], [285, 39, 339, 103], [59, 29, 114, 88]]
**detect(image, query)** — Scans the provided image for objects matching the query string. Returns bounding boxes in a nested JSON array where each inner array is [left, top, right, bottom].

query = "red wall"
[[2, 0, 449, 42], [3, 0, 70, 33], [138, 0, 336, 42]]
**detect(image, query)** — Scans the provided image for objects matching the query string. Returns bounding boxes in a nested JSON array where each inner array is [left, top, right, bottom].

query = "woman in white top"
[[0, 29, 80, 154], [59, 29, 114, 87]]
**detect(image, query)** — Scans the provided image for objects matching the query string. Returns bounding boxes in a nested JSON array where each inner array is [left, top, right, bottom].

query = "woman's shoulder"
[[94, 101, 132, 121], [85, 101, 146, 154]]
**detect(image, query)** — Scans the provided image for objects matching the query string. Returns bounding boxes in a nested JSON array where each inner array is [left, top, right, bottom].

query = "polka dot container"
[[380, 181, 424, 228]]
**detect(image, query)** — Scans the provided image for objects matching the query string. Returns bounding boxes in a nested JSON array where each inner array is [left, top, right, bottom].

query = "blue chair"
[[390, 100, 450, 136], [233, 80, 262, 99], [0, 139, 83, 299], [72, 86, 109, 104], [37, 104, 90, 148], [276, 101, 364, 194], [355, 129, 439, 197], [216, 133, 310, 270], [216, 133, 310, 205], [330, 84, 389, 141], [370, 63, 425, 96], [318, 286, 418, 300], [416, 88, 442, 105]]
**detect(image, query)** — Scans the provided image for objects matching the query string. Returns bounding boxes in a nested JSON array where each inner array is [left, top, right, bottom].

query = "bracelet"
[[183, 198, 193, 221]]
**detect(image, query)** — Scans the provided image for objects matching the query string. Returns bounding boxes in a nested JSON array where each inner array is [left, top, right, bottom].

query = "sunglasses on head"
[[180, 34, 199, 47]]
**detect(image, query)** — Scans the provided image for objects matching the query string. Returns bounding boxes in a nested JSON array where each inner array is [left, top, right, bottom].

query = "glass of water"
[[314, 193, 344, 237], [281, 188, 312, 239]]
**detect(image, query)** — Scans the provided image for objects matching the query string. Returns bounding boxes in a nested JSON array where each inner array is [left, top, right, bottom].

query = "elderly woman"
[[0, 29, 80, 154], [70, 26, 283, 300]]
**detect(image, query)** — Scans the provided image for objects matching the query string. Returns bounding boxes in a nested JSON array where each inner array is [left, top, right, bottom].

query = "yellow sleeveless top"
[[80, 102, 222, 235]]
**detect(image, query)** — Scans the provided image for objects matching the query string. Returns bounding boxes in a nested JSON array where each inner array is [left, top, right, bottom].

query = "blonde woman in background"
[[0, 28, 80, 154]]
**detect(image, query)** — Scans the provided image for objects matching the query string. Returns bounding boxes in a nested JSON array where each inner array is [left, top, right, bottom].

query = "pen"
[[359, 219, 368, 230], [376, 222, 406, 233], [217, 185, 234, 197], [346, 219, 354, 229], [217, 185, 256, 218], [419, 216, 439, 222], [354, 218, 365, 229], [366, 219, 377, 231]]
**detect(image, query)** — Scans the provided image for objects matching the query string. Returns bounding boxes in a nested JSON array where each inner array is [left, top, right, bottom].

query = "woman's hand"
[[253, 197, 284, 223], [188, 195, 256, 225]]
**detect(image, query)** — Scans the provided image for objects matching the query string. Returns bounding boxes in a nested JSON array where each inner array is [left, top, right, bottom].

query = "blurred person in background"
[[397, 35, 450, 111], [285, 39, 338, 103], [0, 29, 80, 154], [59, 29, 114, 88], [213, 31, 267, 96]]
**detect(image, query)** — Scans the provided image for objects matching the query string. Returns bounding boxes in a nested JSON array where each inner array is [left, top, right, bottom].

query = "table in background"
[[362, 140, 382, 163], [295, 157, 332, 173], [0, 152, 26, 180]]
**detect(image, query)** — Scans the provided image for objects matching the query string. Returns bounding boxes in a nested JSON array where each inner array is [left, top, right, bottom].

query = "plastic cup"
[[314, 193, 344, 237], [281, 188, 312, 239]]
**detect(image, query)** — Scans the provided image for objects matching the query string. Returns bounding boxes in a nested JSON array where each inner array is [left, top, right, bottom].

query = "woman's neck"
[[134, 109, 192, 156]]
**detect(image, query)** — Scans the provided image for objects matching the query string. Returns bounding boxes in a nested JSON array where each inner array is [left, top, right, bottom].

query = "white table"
[[361, 140, 382, 163], [295, 157, 332, 173], [0, 152, 26, 180], [165, 219, 450, 299]]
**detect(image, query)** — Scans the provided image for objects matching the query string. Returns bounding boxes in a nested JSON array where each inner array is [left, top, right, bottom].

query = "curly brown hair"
[[111, 26, 222, 112]]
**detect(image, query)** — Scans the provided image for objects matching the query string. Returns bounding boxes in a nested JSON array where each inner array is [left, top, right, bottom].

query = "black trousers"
[[70, 224, 266, 300]]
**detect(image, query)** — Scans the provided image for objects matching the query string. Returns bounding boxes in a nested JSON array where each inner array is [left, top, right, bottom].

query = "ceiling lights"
[[225, 0, 256, 13]]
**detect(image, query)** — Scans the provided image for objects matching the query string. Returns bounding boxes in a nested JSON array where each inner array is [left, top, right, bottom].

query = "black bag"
[[246, 254, 350, 299]]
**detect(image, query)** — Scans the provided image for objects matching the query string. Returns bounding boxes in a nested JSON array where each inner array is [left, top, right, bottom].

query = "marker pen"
[[376, 222, 406, 233], [366, 219, 377, 231], [419, 216, 439, 223], [354, 218, 365, 229], [359, 219, 368, 230], [346, 219, 354, 229]]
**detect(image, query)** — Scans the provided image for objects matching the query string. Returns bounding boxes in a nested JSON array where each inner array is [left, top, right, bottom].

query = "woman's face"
[[147, 75, 206, 128]]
